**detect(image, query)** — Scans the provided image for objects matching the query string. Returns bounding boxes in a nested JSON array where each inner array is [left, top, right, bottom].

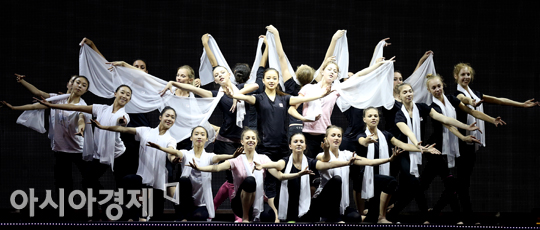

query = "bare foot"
[[338, 221, 345, 223], [377, 217, 392, 224], [361, 215, 366, 222], [423, 221, 430, 224], [457, 221, 464, 225], [242, 219, 250, 223], [139, 218, 147, 222]]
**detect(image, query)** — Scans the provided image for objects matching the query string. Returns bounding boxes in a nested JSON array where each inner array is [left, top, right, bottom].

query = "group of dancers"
[[2, 25, 538, 224]]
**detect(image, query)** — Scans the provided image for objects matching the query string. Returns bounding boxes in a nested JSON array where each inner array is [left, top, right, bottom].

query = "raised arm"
[[266, 25, 293, 83], [80, 37, 106, 59], [316, 138, 331, 162], [91, 118, 137, 135], [15, 74, 51, 98], [349, 57, 395, 79], [457, 102, 506, 126], [369, 38, 391, 67], [429, 108, 480, 132], [259, 35, 269, 68], [202, 34, 218, 68], [313, 30, 346, 83], [223, 86, 256, 105], [413, 51, 433, 73]]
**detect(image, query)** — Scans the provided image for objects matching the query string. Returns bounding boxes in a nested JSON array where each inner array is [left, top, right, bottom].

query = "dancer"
[[451, 63, 537, 224], [357, 107, 441, 223], [2, 75, 90, 219], [386, 82, 479, 222], [89, 106, 177, 221], [189, 128, 312, 223], [144, 126, 243, 221], [414, 73, 505, 224]]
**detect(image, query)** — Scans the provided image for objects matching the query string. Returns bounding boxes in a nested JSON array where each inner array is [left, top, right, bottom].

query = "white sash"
[[404, 54, 437, 105], [179, 149, 216, 218], [432, 95, 460, 168], [457, 84, 485, 150], [329, 151, 350, 215], [241, 154, 264, 221], [278, 154, 310, 220], [361, 129, 389, 199], [400, 104, 422, 177]]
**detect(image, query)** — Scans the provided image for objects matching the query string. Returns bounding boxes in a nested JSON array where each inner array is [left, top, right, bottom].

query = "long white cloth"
[[432, 95, 460, 168], [336, 61, 395, 112], [278, 154, 310, 220], [179, 149, 216, 218], [404, 54, 437, 105], [241, 154, 265, 221], [361, 128, 389, 199], [400, 104, 422, 177], [457, 84, 485, 149], [16, 94, 71, 134], [79, 44, 221, 144], [311, 31, 349, 82], [248, 37, 264, 84], [199, 34, 235, 86], [369, 40, 386, 67], [315, 151, 352, 215]]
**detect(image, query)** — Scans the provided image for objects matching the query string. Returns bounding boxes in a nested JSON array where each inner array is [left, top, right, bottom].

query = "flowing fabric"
[[79, 44, 220, 144], [278, 154, 310, 220], [16, 94, 70, 134], [457, 84, 485, 150], [136, 127, 176, 192], [400, 104, 422, 177], [404, 54, 437, 105], [247, 38, 264, 84], [199, 34, 235, 86], [361, 128, 389, 199], [432, 95, 460, 168], [265, 31, 299, 90], [369, 40, 386, 67], [241, 154, 265, 221], [336, 61, 395, 112], [311, 31, 350, 81], [179, 149, 216, 218]]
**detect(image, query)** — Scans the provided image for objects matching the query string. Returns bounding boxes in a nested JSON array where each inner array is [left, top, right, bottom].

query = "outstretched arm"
[[316, 138, 331, 162], [289, 86, 332, 106], [160, 81, 213, 98], [212, 146, 244, 164], [456, 94, 484, 107], [482, 95, 539, 108], [443, 124, 482, 144], [390, 137, 440, 154], [254, 159, 286, 171], [1, 101, 48, 111], [15, 74, 51, 98], [189, 159, 231, 172], [202, 34, 218, 68], [458, 102, 506, 126], [349, 57, 395, 79], [266, 167, 314, 181], [429, 108, 480, 132], [35, 97, 93, 114], [91, 118, 137, 135]]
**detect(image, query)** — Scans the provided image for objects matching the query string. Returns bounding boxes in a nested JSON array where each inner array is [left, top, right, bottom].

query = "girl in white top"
[[91, 106, 177, 221]]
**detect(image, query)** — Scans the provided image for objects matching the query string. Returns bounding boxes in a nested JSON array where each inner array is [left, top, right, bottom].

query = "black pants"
[[364, 174, 398, 222], [231, 176, 278, 222], [256, 144, 289, 199], [456, 143, 477, 223], [53, 152, 86, 219], [303, 132, 324, 159], [387, 152, 421, 221], [122, 174, 165, 221], [176, 177, 209, 221], [311, 175, 361, 222]]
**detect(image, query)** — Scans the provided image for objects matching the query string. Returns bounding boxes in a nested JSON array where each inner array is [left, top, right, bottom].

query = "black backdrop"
[[1, 0, 539, 214]]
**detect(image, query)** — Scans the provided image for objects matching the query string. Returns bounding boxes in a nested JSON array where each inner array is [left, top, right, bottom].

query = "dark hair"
[[160, 106, 177, 117], [73, 75, 90, 89], [233, 63, 251, 84], [263, 68, 288, 96], [288, 132, 306, 144], [191, 125, 208, 138], [115, 84, 133, 94], [362, 107, 379, 117], [133, 59, 148, 67]]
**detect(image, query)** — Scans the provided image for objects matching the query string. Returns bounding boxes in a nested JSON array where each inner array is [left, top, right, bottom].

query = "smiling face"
[[289, 133, 307, 153], [398, 84, 414, 104], [427, 77, 444, 99], [190, 126, 208, 147], [241, 130, 258, 151], [325, 127, 343, 149], [213, 66, 230, 86], [363, 108, 380, 129], [454, 66, 472, 88], [114, 86, 132, 107], [263, 69, 279, 90], [133, 60, 148, 73], [176, 68, 193, 84], [159, 109, 176, 130], [71, 77, 89, 96]]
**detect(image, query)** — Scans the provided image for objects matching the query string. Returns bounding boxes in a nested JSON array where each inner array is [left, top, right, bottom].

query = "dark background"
[[1, 0, 539, 215]]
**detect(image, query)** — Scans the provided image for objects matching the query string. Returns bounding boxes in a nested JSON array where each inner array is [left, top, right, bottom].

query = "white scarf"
[[137, 128, 170, 192], [240, 153, 264, 221], [328, 151, 350, 215], [369, 39, 386, 67], [432, 95, 460, 168], [335, 61, 395, 112], [400, 104, 422, 177], [361, 128, 389, 199], [404, 54, 437, 105], [16, 94, 71, 134], [278, 154, 310, 220], [301, 82, 326, 121], [179, 149, 216, 218], [457, 84, 485, 150]]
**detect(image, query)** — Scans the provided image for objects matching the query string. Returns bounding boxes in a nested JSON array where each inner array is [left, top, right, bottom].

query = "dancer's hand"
[[188, 158, 199, 170], [253, 161, 263, 172], [79, 37, 94, 46], [392, 146, 404, 157], [493, 117, 506, 127], [146, 142, 162, 150], [1, 101, 14, 110], [75, 125, 85, 137], [380, 37, 391, 47], [193, 79, 201, 88], [470, 99, 484, 107], [366, 133, 378, 144], [106, 61, 128, 71], [467, 122, 481, 133], [90, 119, 105, 130], [118, 115, 128, 126], [266, 25, 278, 35], [259, 35, 267, 45], [15, 73, 26, 83], [522, 98, 539, 108], [333, 30, 346, 41], [463, 135, 481, 144], [302, 114, 321, 122], [232, 146, 244, 158], [159, 81, 175, 97], [422, 144, 441, 155], [298, 166, 315, 176], [201, 34, 210, 44], [34, 96, 52, 107]]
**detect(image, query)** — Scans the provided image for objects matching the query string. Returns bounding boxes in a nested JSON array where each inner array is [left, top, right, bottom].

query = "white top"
[[49, 97, 87, 153], [180, 149, 216, 218], [315, 150, 354, 215], [135, 127, 177, 191]]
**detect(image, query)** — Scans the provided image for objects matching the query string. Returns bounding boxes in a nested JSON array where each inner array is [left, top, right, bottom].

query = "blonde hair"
[[295, 65, 315, 87], [453, 63, 475, 83], [321, 61, 340, 74], [177, 65, 196, 85], [425, 73, 446, 89], [325, 125, 343, 137]]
